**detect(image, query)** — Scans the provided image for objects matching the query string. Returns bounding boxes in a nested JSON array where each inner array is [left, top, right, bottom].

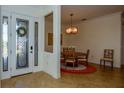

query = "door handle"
[[30, 46, 33, 50], [30, 46, 33, 53]]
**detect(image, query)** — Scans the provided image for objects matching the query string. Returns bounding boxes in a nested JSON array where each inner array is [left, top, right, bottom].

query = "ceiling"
[[61, 5, 124, 24]]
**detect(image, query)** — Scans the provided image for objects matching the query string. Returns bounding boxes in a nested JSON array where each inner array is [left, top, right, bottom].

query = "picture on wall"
[[48, 33, 63, 46]]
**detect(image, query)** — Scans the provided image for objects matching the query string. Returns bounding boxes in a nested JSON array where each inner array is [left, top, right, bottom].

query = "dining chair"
[[64, 47, 76, 68], [100, 49, 114, 70], [77, 49, 90, 66], [61, 52, 65, 63]]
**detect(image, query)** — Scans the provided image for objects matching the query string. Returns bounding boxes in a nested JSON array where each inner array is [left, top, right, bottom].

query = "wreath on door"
[[17, 27, 27, 37]]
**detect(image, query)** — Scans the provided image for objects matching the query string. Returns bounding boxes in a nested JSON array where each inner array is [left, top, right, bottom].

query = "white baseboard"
[[89, 61, 120, 68]]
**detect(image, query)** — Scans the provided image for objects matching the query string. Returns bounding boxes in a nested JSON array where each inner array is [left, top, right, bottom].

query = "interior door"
[[11, 13, 33, 76]]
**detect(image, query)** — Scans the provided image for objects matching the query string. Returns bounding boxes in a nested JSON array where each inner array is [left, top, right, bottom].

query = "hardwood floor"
[[1, 64, 124, 88]]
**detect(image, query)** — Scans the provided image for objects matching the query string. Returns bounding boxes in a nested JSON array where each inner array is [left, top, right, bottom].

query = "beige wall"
[[121, 14, 124, 65], [0, 6, 1, 87], [62, 12, 121, 68], [0, 6, 2, 84]]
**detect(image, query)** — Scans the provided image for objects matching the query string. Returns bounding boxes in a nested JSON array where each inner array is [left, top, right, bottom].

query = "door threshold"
[[11, 72, 33, 78]]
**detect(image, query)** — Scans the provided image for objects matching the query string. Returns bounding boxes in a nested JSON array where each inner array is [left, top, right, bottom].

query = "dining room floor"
[[1, 64, 124, 88]]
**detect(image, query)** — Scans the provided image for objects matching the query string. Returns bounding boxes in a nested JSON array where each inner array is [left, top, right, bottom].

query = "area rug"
[[61, 63, 97, 74]]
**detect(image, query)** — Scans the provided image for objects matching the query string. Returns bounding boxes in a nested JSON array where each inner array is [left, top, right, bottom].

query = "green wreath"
[[17, 27, 27, 37]]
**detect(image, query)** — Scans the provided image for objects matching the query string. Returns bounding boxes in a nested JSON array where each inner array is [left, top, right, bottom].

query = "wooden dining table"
[[61, 52, 87, 59]]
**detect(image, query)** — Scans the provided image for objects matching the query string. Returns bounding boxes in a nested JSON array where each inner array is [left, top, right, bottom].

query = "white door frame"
[[11, 13, 34, 76], [1, 11, 41, 79]]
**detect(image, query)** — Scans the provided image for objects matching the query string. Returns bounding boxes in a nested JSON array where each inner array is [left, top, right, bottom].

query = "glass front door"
[[11, 13, 33, 76], [1, 12, 39, 79]]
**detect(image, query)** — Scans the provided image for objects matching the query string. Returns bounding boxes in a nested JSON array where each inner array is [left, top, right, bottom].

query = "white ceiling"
[[62, 5, 124, 24]]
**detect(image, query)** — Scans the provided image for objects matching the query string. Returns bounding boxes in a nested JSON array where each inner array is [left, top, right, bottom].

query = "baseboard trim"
[[88, 62, 120, 69]]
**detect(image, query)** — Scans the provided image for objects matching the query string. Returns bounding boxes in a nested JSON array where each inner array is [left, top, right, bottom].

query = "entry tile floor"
[[1, 64, 124, 88]]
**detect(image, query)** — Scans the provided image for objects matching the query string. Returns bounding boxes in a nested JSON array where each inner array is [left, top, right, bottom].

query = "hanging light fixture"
[[66, 13, 78, 34]]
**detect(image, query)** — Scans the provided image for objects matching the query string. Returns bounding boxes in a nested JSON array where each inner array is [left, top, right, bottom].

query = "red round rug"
[[61, 63, 97, 74]]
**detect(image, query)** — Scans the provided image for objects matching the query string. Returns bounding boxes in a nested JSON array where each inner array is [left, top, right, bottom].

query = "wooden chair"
[[62, 47, 69, 64], [63, 47, 68, 61], [100, 49, 114, 70], [61, 52, 64, 63], [64, 47, 76, 68], [77, 49, 90, 66]]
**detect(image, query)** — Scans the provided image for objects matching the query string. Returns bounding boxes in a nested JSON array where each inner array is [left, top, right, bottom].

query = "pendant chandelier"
[[66, 13, 78, 34]]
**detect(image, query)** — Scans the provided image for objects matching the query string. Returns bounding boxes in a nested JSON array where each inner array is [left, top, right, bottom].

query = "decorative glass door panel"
[[2, 16, 9, 72], [11, 13, 33, 77], [1, 12, 11, 79], [16, 19, 29, 69], [34, 22, 38, 66]]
